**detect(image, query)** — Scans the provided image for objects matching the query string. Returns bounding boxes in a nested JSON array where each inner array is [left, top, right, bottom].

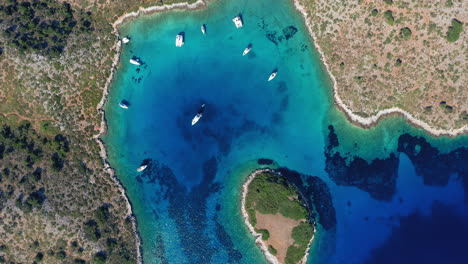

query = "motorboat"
[[129, 59, 141, 65], [191, 104, 206, 126], [201, 24, 206, 35], [119, 101, 128, 109], [122, 37, 130, 44], [268, 70, 277, 81], [232, 16, 243, 28], [242, 44, 252, 56], [176, 34, 184, 47], [137, 165, 147, 172]]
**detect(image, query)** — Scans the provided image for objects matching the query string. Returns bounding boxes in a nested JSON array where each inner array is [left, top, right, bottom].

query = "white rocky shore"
[[293, 0, 467, 137], [241, 168, 314, 264], [91, 0, 464, 263]]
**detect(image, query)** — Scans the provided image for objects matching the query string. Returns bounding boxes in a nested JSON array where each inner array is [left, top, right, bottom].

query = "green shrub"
[[247, 208, 257, 226], [56, 251, 66, 260], [400, 27, 412, 40], [245, 173, 308, 221], [35, 252, 44, 262], [384, 0, 393, 5], [439, 101, 454, 113], [285, 222, 314, 264], [268, 245, 278, 256], [291, 222, 314, 246], [395, 58, 402, 67], [285, 245, 304, 264], [83, 220, 101, 241], [255, 229, 270, 240], [371, 9, 379, 17], [106, 238, 118, 252], [94, 205, 110, 227], [384, 10, 395, 25], [94, 251, 107, 264], [446, 19, 463, 42]]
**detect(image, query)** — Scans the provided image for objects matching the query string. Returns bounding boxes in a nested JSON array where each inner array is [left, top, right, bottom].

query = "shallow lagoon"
[[104, 0, 468, 263]]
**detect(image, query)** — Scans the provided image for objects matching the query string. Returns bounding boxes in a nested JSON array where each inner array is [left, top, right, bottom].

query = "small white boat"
[[242, 45, 251, 56], [232, 16, 243, 28], [137, 165, 147, 172], [268, 71, 277, 81], [129, 59, 141, 65], [191, 104, 206, 126], [119, 102, 128, 109], [122, 37, 130, 44], [201, 25, 206, 35], [176, 34, 184, 47]]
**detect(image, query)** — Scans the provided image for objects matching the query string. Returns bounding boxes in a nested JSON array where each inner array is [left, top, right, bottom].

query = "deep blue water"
[[103, 0, 468, 263]]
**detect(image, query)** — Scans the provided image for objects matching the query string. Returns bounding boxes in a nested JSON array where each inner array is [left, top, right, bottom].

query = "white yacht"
[[122, 37, 130, 44], [119, 101, 128, 109], [191, 104, 206, 126], [176, 34, 184, 47], [201, 24, 206, 35], [129, 59, 141, 65], [232, 16, 243, 28], [242, 44, 252, 56], [268, 71, 277, 81], [137, 165, 147, 172]]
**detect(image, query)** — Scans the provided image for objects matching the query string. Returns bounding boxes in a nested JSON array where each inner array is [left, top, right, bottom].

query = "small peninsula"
[[242, 169, 314, 264]]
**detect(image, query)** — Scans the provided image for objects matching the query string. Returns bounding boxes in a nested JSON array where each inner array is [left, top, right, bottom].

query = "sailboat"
[[242, 44, 252, 56], [119, 101, 128, 109], [268, 70, 277, 81], [191, 104, 206, 126], [137, 165, 147, 172], [129, 59, 141, 65]]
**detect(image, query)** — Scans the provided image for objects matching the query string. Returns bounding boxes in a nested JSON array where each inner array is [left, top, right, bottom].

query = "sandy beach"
[[292, 0, 467, 138]]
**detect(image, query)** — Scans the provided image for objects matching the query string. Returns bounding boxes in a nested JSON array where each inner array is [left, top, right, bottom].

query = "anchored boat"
[[268, 70, 277, 81], [119, 101, 128, 109], [129, 59, 141, 65], [122, 37, 130, 44], [201, 24, 206, 35], [242, 44, 252, 56], [176, 34, 184, 47], [191, 104, 206, 126], [137, 165, 147, 172], [232, 16, 243, 28]]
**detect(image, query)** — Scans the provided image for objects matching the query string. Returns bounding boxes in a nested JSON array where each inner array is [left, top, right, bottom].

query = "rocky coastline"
[[93, 1, 207, 263], [293, 0, 467, 138]]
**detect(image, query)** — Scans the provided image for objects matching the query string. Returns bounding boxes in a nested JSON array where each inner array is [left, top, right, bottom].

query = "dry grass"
[[300, 0, 467, 130]]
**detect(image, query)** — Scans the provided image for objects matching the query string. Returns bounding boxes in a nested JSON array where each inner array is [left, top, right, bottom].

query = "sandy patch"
[[255, 212, 302, 264]]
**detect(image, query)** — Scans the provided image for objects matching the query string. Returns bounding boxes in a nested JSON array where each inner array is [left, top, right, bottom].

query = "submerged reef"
[[324, 125, 468, 202], [397, 134, 468, 196], [136, 158, 242, 263]]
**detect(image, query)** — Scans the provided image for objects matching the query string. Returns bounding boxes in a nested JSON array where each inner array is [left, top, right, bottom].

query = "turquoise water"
[[104, 0, 468, 263]]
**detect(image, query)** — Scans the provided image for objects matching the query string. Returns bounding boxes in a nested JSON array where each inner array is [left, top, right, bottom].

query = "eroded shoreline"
[[94, 1, 207, 263], [241, 168, 315, 264], [293, 0, 467, 138]]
